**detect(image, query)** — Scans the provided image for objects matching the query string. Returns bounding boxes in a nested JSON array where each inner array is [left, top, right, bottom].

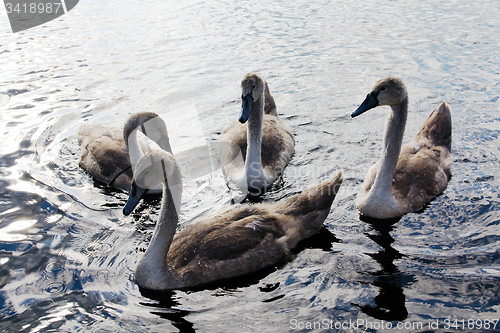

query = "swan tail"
[[264, 81, 278, 116], [276, 171, 343, 248], [415, 101, 452, 150]]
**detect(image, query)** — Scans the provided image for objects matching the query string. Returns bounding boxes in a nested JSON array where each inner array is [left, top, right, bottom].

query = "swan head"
[[123, 112, 172, 153], [239, 73, 265, 123], [352, 77, 407, 117], [123, 150, 183, 215]]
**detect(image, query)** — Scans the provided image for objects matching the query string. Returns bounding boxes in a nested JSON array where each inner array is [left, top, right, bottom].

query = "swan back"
[[168, 171, 343, 288], [78, 123, 132, 189]]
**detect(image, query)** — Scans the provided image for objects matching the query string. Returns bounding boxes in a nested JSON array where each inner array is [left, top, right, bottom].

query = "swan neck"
[[136, 184, 180, 289], [372, 98, 408, 193], [127, 130, 144, 168], [245, 95, 264, 173]]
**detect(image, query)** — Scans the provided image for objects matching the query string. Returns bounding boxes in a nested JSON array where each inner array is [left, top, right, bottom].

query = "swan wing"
[[392, 102, 452, 211], [167, 206, 288, 286], [261, 115, 295, 176], [393, 144, 451, 211]]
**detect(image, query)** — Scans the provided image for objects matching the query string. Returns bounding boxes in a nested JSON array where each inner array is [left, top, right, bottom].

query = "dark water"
[[1, 0, 500, 331]]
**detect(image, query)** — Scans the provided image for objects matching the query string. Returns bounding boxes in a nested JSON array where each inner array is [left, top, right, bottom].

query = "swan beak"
[[123, 181, 149, 215], [158, 135, 173, 154], [239, 93, 253, 123], [351, 92, 379, 117]]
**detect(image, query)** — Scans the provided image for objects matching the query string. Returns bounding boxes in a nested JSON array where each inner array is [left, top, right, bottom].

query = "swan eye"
[[381, 87, 386, 92]]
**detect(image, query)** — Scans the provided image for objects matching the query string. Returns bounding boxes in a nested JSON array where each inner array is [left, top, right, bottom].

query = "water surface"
[[0, 0, 500, 331]]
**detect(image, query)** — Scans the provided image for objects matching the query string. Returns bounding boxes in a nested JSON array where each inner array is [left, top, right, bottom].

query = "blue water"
[[0, 0, 500, 331]]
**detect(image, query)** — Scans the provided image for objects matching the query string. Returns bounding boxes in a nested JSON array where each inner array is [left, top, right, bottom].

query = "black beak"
[[351, 92, 379, 117], [239, 93, 253, 123], [123, 181, 149, 215]]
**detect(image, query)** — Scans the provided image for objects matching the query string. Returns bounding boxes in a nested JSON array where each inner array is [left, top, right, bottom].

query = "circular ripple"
[[36, 299, 55, 310], [83, 242, 112, 256], [44, 282, 65, 295], [42, 260, 68, 281], [44, 262, 66, 274], [95, 269, 109, 279]]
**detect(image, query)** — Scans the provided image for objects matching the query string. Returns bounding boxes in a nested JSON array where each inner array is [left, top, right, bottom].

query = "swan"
[[123, 149, 343, 290], [78, 112, 171, 192], [351, 77, 452, 219], [218, 73, 295, 196]]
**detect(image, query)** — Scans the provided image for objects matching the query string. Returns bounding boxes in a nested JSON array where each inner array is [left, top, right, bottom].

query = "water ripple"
[[0, 0, 500, 331]]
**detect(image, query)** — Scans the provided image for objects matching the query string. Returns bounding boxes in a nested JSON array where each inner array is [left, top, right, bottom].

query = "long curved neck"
[[144, 121, 172, 154], [371, 98, 408, 195], [127, 128, 173, 168], [135, 184, 180, 290], [127, 130, 144, 168], [245, 95, 265, 177]]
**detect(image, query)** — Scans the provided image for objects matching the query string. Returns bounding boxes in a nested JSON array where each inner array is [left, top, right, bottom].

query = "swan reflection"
[[357, 216, 410, 322]]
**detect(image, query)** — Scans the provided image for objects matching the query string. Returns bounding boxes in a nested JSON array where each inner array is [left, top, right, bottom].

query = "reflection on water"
[[137, 290, 195, 333], [1, 0, 500, 331], [357, 216, 409, 322]]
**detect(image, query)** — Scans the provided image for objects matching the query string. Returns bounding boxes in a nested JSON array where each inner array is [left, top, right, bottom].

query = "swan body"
[[218, 74, 295, 196], [351, 77, 452, 219], [123, 149, 343, 291], [78, 112, 171, 192]]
